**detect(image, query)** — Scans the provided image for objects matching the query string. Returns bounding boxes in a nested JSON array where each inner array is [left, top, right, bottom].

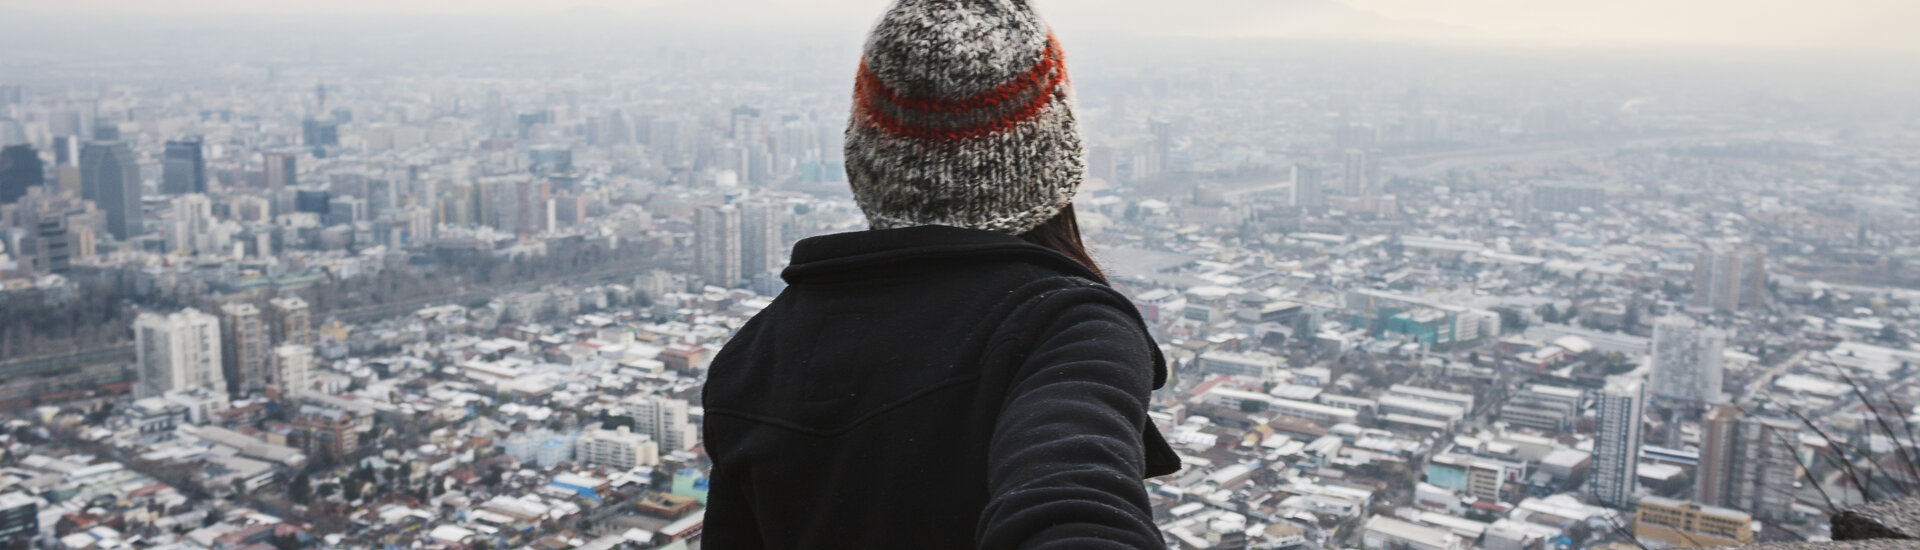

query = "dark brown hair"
[[1019, 203, 1106, 282]]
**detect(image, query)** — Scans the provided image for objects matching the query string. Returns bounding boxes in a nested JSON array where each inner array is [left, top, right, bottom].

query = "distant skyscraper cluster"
[[0, 22, 1908, 549]]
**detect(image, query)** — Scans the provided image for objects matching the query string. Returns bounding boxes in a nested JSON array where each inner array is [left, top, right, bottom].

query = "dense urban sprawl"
[[0, 17, 1918, 550]]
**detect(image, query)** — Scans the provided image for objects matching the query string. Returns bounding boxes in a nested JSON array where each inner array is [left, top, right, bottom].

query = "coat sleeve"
[[702, 462, 765, 549], [976, 291, 1164, 549], [701, 411, 765, 550]]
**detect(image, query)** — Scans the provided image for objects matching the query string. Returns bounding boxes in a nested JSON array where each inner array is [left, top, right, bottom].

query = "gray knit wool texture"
[[846, 0, 1086, 235]]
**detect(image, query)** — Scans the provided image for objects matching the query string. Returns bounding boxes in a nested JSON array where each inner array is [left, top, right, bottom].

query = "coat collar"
[[782, 225, 1102, 284]]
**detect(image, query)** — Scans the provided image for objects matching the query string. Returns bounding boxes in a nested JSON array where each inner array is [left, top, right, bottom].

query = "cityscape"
[[2, 3, 1920, 550]]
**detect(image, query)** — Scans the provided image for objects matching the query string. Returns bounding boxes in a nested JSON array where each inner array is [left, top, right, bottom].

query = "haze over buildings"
[[0, 2, 1916, 549]]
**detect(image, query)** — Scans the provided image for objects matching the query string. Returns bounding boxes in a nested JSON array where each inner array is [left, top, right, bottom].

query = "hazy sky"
[[7, 0, 1919, 52]]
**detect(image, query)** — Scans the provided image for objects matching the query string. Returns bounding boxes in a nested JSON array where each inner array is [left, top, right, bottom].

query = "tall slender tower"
[[273, 345, 314, 400], [219, 303, 272, 396], [1292, 163, 1323, 212], [1341, 149, 1375, 197], [51, 136, 82, 196], [1593, 378, 1646, 508], [1696, 404, 1740, 508], [695, 204, 742, 288], [740, 200, 784, 281], [81, 141, 141, 240]]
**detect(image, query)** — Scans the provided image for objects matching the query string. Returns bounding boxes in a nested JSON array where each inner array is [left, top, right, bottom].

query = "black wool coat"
[[701, 225, 1182, 549]]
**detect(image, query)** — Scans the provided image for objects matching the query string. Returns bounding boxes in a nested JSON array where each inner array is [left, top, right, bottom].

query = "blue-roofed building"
[[550, 473, 610, 500]]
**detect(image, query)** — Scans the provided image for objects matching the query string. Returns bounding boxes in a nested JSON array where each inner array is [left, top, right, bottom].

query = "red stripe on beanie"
[[855, 35, 1068, 141]]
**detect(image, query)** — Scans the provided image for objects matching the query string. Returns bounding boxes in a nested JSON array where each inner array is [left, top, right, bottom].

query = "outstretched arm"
[[977, 296, 1164, 549]]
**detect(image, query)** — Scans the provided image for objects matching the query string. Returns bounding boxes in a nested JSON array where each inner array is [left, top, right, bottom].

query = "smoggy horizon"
[[4, 0, 1919, 55]]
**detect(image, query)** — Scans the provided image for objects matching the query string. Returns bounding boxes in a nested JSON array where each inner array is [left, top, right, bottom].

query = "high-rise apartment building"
[[220, 303, 272, 396], [1592, 378, 1645, 508], [574, 425, 661, 470], [479, 177, 550, 236], [695, 204, 742, 288], [626, 394, 699, 452], [404, 204, 434, 245], [1697, 404, 1801, 521], [1149, 119, 1175, 174], [162, 137, 207, 195], [1342, 149, 1375, 197], [513, 179, 551, 235], [740, 200, 784, 282], [1692, 245, 1767, 312], [263, 152, 298, 192], [165, 194, 217, 255], [1651, 317, 1726, 404], [649, 118, 685, 166], [51, 136, 82, 196], [135, 309, 227, 399], [81, 141, 141, 241], [1292, 163, 1324, 212], [0, 144, 44, 204], [550, 192, 587, 228], [268, 296, 313, 347], [274, 344, 314, 399], [1696, 405, 1738, 510], [294, 405, 359, 463]]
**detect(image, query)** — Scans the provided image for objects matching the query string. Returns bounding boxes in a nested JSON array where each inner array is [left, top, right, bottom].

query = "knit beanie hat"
[[846, 0, 1085, 235]]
